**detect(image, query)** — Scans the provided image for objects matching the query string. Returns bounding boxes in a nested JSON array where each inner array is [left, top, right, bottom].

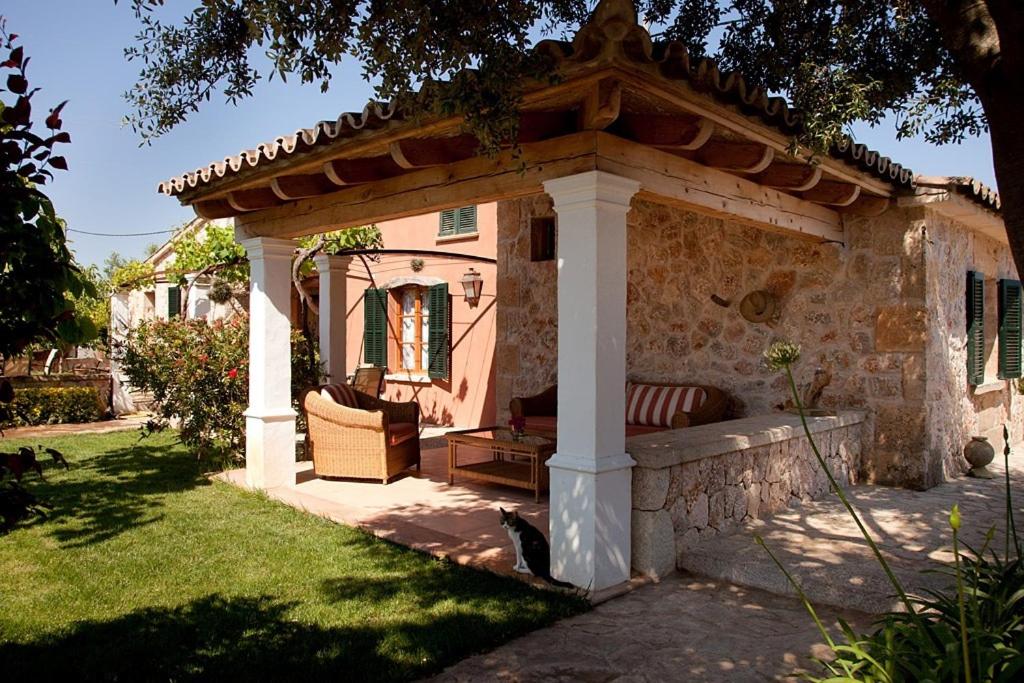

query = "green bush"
[[1, 386, 103, 428], [115, 315, 322, 464]]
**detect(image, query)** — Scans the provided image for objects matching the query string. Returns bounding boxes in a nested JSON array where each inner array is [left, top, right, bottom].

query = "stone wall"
[[496, 194, 929, 485], [627, 412, 865, 578], [925, 212, 1023, 483]]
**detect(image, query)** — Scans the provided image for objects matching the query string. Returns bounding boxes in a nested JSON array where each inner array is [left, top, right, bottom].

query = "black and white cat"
[[499, 507, 574, 588]]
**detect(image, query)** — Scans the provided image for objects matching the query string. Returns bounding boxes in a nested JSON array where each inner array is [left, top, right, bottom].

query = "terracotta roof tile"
[[159, 101, 400, 195], [159, 0, 978, 207]]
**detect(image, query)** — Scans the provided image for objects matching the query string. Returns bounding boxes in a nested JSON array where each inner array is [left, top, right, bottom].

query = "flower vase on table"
[[508, 416, 526, 442]]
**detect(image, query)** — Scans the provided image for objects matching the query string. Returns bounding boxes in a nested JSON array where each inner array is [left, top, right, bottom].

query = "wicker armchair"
[[302, 385, 421, 484]]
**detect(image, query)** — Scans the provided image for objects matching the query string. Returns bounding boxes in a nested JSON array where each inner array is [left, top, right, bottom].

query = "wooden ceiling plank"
[[632, 76, 894, 197], [615, 113, 714, 150], [517, 110, 579, 142], [697, 140, 775, 173], [754, 163, 823, 192], [802, 181, 862, 207], [323, 156, 406, 185], [270, 173, 336, 201], [389, 134, 479, 169], [840, 194, 890, 216], [226, 187, 282, 212], [194, 199, 236, 220]]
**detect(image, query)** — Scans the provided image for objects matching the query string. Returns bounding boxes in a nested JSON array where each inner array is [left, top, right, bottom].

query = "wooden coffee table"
[[446, 427, 557, 502]]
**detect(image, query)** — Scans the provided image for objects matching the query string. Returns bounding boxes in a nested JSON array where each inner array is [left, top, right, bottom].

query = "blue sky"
[[6, 1, 998, 268]]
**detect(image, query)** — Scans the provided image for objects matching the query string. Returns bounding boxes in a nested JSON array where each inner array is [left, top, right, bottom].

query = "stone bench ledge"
[[627, 410, 868, 470]]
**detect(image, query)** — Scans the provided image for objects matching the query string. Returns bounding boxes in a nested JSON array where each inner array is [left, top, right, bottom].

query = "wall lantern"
[[460, 267, 484, 307]]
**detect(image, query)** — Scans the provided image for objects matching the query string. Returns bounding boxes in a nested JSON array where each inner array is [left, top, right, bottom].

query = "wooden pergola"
[[160, 0, 917, 594]]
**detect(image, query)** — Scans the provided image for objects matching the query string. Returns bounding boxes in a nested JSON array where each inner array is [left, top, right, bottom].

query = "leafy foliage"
[[0, 22, 96, 357], [114, 316, 323, 463], [70, 264, 112, 348], [168, 222, 247, 284], [116, 317, 250, 461], [117, 0, 998, 155], [0, 385, 104, 428], [109, 258, 156, 290]]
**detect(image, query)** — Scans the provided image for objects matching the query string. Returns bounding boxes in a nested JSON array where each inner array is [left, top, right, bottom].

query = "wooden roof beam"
[[802, 181, 861, 207], [226, 187, 282, 212], [696, 140, 774, 174], [579, 78, 622, 130], [840, 194, 890, 216], [270, 173, 337, 201], [753, 163, 822, 192], [323, 155, 406, 186], [194, 199, 236, 220], [389, 134, 479, 169], [615, 113, 714, 151], [517, 110, 579, 142]]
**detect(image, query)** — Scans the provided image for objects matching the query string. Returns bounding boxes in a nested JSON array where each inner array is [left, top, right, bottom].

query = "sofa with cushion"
[[509, 381, 728, 438], [302, 383, 420, 483]]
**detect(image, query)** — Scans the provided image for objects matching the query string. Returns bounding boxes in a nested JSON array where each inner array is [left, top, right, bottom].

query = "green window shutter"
[[455, 205, 477, 234], [967, 271, 985, 386], [439, 209, 456, 236], [363, 288, 388, 368], [439, 206, 477, 236], [999, 279, 1022, 379], [427, 283, 449, 379], [167, 285, 181, 319]]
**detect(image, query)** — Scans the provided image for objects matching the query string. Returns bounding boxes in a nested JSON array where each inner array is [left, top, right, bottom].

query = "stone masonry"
[[627, 412, 864, 578], [496, 194, 941, 487]]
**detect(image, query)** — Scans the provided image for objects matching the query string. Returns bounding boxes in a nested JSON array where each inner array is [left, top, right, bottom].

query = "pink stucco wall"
[[339, 205, 498, 427]]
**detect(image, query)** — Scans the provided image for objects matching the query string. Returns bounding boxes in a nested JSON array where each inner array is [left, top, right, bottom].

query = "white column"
[[313, 254, 352, 384], [239, 236, 297, 489], [543, 170, 640, 592], [109, 291, 135, 415]]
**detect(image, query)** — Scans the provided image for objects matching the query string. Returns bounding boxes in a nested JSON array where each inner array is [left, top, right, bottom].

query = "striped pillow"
[[626, 383, 706, 427], [321, 384, 359, 408]]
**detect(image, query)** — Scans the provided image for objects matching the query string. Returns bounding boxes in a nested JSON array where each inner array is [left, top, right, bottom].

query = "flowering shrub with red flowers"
[[115, 315, 323, 463]]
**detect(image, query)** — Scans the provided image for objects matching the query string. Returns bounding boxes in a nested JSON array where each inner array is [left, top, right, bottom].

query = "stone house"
[[155, 0, 1012, 592]]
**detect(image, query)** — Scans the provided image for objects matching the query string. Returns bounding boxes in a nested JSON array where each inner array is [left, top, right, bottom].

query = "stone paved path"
[[680, 452, 1024, 613], [1, 414, 150, 440], [432, 573, 871, 682]]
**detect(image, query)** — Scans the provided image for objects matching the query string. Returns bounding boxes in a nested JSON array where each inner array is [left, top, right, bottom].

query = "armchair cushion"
[[388, 422, 418, 446], [321, 383, 359, 408], [626, 383, 706, 427]]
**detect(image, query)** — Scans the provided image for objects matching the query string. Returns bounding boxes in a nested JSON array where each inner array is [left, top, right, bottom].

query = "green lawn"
[[0, 430, 586, 680]]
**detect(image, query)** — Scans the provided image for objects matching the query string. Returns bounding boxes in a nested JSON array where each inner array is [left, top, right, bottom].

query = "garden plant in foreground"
[[763, 341, 1024, 682]]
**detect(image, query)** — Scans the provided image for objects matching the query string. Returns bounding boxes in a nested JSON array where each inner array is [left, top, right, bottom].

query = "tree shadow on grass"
[[24, 441, 211, 549], [0, 584, 580, 682]]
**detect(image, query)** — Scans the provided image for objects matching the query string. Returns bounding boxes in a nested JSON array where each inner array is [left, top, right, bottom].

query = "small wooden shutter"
[[438, 206, 477, 236], [967, 271, 985, 386], [999, 279, 1022, 379], [363, 288, 388, 368], [427, 283, 449, 379], [456, 205, 477, 234], [439, 209, 457, 236], [167, 285, 181, 319]]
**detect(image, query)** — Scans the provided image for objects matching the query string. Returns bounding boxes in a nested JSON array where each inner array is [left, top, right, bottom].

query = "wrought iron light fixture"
[[460, 267, 484, 307]]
